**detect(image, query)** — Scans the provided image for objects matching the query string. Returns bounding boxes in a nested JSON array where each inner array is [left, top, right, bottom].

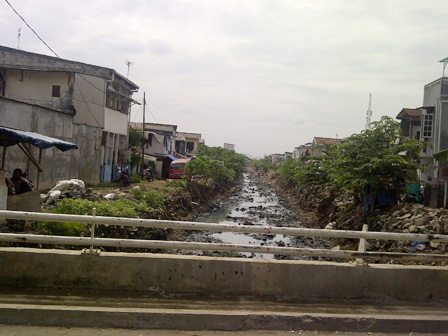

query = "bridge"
[[1, 210, 448, 332]]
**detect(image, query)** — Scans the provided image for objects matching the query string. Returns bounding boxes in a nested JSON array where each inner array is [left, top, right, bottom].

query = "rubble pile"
[[377, 203, 448, 235]]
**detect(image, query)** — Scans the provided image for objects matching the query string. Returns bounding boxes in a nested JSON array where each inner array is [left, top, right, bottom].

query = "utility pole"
[[17, 28, 21, 49], [141, 92, 146, 176], [365, 93, 373, 130]]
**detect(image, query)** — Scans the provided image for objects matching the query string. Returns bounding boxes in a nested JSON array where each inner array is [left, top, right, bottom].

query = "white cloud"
[[1, 0, 448, 155]]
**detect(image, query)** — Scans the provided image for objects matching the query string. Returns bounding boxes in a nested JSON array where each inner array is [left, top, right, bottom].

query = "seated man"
[[6, 168, 34, 195]]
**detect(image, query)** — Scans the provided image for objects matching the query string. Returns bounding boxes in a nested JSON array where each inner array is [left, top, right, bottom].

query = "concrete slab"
[[1, 293, 448, 332]]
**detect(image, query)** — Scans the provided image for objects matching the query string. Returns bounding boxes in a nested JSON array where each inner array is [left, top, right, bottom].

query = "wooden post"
[[1, 138, 7, 170], [36, 148, 42, 190]]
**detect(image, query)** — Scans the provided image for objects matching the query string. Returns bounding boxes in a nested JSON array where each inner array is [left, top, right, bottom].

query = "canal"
[[195, 170, 329, 259]]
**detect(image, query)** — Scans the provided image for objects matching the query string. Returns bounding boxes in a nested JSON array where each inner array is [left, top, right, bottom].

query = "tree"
[[128, 127, 144, 170], [327, 116, 423, 200]]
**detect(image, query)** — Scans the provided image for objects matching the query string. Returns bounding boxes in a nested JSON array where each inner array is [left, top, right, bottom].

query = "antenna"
[[365, 93, 372, 130], [125, 60, 134, 78], [17, 28, 21, 49]]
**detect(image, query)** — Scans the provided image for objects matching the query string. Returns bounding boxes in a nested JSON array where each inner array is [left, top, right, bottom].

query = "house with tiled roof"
[[311, 137, 343, 157]]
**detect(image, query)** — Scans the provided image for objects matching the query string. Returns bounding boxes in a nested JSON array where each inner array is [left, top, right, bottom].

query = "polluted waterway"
[[193, 171, 330, 260]]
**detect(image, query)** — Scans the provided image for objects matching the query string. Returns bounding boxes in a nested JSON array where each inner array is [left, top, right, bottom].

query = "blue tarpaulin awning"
[[0, 126, 78, 152], [166, 154, 177, 161]]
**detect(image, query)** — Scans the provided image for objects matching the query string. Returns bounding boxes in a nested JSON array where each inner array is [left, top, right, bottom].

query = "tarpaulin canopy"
[[0, 126, 78, 151]]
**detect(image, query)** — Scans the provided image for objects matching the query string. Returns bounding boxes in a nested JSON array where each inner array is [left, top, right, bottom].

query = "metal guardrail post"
[[83, 208, 100, 255], [356, 224, 368, 266], [90, 207, 96, 253]]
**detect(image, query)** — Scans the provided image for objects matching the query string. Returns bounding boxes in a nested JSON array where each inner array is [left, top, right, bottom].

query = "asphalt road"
[[0, 326, 444, 336]]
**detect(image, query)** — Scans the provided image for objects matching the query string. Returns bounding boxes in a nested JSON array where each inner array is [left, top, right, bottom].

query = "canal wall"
[[1, 247, 448, 302]]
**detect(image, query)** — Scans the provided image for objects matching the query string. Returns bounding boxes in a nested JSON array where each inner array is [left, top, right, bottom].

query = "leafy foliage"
[[252, 157, 277, 172], [257, 116, 423, 201], [328, 116, 422, 195], [186, 145, 247, 186], [42, 198, 147, 235], [129, 127, 144, 170]]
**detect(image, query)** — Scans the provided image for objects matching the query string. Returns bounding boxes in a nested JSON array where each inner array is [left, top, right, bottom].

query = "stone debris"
[[376, 203, 448, 235]]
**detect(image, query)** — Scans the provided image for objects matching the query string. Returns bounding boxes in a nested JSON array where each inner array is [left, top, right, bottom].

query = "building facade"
[[0, 45, 138, 184]]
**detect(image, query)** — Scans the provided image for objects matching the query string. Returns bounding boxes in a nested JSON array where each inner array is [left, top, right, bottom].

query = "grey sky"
[[1, 0, 447, 157]]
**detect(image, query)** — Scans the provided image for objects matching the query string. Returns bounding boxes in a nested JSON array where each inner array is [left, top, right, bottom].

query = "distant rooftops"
[[313, 137, 343, 145]]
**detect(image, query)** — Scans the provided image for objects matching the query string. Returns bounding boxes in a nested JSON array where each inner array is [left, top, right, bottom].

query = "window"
[[186, 141, 195, 153], [52, 85, 61, 97], [422, 113, 433, 138]]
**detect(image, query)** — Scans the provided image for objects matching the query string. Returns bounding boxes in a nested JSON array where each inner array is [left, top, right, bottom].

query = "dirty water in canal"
[[190, 171, 330, 260]]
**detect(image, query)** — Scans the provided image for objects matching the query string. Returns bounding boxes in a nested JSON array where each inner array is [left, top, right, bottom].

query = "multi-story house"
[[175, 132, 203, 156], [0, 45, 138, 185], [129, 122, 177, 179], [397, 76, 448, 207], [293, 143, 312, 160], [311, 137, 343, 157]]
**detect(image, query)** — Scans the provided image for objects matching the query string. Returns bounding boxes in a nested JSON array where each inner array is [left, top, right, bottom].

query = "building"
[[283, 152, 293, 160], [397, 76, 448, 207], [0, 45, 139, 185], [175, 132, 202, 156], [224, 143, 235, 151], [270, 154, 281, 164], [311, 137, 343, 157], [130, 122, 177, 179], [293, 143, 312, 160]]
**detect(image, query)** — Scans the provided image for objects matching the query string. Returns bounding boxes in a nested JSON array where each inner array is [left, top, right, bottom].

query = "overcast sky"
[[1, 0, 448, 157]]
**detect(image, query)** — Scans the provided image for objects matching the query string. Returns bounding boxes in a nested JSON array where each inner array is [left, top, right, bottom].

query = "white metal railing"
[[0, 210, 447, 263]]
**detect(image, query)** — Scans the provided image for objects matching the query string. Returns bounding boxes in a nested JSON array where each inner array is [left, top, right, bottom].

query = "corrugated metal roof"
[[396, 108, 422, 120]]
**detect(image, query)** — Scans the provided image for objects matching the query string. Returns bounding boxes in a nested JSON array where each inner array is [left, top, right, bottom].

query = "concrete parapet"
[[1, 247, 448, 302]]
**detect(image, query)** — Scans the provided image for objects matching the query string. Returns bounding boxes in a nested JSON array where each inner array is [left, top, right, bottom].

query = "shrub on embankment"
[[186, 145, 248, 189], [39, 146, 247, 239], [255, 117, 423, 229]]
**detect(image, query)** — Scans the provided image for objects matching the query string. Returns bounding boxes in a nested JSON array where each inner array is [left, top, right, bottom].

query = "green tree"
[[327, 116, 422, 200], [186, 145, 246, 187], [128, 127, 144, 170]]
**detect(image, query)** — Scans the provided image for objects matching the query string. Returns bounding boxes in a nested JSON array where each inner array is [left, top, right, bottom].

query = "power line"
[[3, 0, 127, 128], [4, 0, 114, 96], [4, 0, 61, 58]]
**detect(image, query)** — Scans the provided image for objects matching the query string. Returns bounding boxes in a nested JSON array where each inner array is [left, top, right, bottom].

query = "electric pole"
[[17, 28, 21, 49], [141, 92, 146, 176], [365, 94, 372, 130]]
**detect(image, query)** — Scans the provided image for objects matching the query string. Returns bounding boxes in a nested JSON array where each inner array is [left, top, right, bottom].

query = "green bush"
[[42, 198, 147, 235], [144, 189, 165, 208], [186, 145, 246, 187], [129, 172, 142, 183], [131, 186, 144, 200]]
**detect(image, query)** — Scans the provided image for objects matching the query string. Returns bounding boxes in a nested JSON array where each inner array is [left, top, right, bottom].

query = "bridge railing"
[[0, 210, 447, 263]]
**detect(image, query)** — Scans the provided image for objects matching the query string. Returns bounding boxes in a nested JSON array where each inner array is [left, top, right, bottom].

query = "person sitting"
[[6, 168, 34, 195]]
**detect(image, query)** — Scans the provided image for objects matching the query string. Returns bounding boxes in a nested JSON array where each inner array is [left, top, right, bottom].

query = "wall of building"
[[0, 98, 78, 189], [73, 124, 101, 185], [3, 69, 74, 111], [104, 107, 128, 135], [73, 73, 105, 129], [2, 248, 448, 303]]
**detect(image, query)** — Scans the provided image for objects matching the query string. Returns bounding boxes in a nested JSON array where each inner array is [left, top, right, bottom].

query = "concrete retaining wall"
[[2, 247, 448, 302]]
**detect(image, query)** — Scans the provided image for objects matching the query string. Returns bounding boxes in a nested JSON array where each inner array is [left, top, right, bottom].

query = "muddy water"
[[196, 171, 329, 259]]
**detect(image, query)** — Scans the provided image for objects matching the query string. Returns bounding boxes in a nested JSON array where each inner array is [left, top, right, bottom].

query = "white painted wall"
[[73, 73, 105, 128], [4, 70, 72, 111], [104, 107, 128, 135]]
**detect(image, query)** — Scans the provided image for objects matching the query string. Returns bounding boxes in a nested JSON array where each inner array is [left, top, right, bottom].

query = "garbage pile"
[[41, 179, 100, 205]]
